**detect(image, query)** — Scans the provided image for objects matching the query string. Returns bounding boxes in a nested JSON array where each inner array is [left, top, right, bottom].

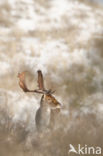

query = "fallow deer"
[[18, 70, 61, 132]]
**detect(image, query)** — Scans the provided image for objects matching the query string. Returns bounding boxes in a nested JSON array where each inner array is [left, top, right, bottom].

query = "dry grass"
[[93, 38, 103, 58], [0, 0, 102, 155], [33, 0, 51, 9], [0, 110, 102, 156], [0, 2, 12, 27], [78, 0, 103, 8]]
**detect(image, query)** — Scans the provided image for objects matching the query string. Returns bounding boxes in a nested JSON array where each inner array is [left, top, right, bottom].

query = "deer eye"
[[48, 98, 51, 101]]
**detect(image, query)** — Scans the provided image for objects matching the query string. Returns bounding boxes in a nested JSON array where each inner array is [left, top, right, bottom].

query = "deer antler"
[[37, 70, 45, 90], [37, 70, 55, 94], [18, 71, 46, 94], [18, 72, 29, 92], [18, 70, 55, 95]]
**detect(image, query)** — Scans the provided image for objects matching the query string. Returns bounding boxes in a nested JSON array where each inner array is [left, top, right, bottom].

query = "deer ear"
[[42, 94, 44, 99], [40, 94, 44, 106], [37, 70, 45, 90]]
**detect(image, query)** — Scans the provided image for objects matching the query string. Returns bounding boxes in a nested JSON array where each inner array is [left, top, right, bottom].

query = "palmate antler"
[[18, 70, 54, 94], [18, 72, 30, 92], [18, 71, 46, 94], [37, 70, 45, 90], [37, 70, 55, 94]]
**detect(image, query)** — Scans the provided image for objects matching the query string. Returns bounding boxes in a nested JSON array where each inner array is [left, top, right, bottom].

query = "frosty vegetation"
[[0, 0, 103, 156]]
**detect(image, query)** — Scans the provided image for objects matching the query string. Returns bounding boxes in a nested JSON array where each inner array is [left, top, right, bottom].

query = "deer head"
[[18, 70, 61, 109]]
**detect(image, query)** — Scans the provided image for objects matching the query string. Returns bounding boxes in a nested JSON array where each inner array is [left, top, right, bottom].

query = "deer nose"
[[53, 102, 61, 109], [56, 104, 61, 109]]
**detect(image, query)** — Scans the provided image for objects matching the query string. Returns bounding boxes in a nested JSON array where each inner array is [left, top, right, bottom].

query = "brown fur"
[[45, 94, 61, 108]]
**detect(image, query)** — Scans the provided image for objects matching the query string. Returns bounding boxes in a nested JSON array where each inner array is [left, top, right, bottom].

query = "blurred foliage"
[[0, 0, 102, 156], [0, 2, 12, 27], [0, 110, 102, 156]]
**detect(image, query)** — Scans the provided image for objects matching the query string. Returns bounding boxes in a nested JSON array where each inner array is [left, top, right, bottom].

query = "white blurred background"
[[0, 0, 103, 156]]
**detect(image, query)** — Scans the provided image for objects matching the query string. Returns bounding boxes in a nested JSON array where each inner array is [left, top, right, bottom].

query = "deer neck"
[[40, 95, 50, 111]]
